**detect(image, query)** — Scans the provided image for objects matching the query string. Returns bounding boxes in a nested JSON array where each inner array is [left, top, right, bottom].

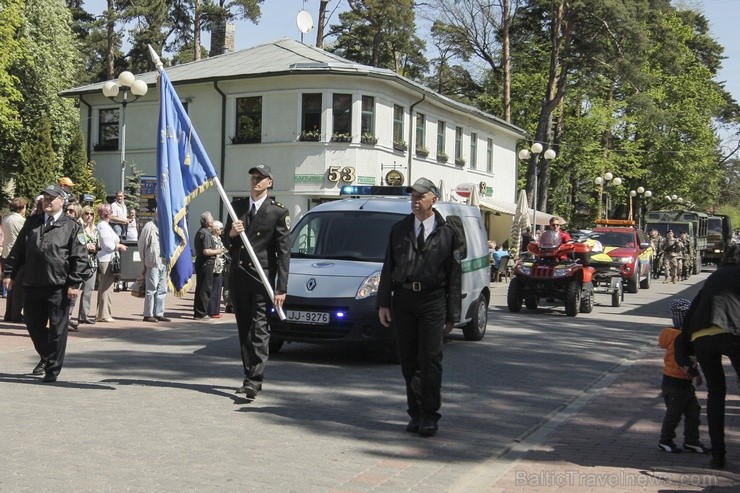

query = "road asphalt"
[[1, 276, 739, 492]]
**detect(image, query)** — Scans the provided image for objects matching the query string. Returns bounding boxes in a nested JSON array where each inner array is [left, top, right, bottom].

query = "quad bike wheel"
[[524, 296, 539, 310], [579, 281, 594, 314], [564, 281, 581, 317], [507, 277, 523, 312]]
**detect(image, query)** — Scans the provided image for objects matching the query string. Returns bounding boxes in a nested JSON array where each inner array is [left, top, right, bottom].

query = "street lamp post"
[[594, 172, 622, 220], [102, 71, 148, 192], [629, 187, 652, 230], [518, 143, 556, 234]]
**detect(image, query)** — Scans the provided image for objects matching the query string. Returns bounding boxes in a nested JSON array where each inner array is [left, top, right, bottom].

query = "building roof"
[[61, 38, 526, 137]]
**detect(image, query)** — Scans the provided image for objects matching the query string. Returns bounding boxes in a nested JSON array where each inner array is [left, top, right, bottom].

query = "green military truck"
[[644, 209, 708, 275], [704, 214, 733, 264]]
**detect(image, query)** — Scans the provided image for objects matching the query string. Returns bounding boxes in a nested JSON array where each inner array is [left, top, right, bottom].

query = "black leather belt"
[[399, 282, 444, 292]]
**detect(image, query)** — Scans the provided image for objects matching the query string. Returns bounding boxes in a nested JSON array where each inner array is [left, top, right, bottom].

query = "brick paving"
[[2, 279, 740, 491]]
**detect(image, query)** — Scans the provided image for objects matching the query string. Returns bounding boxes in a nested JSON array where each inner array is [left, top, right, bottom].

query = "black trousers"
[[193, 258, 214, 318], [391, 287, 446, 422], [660, 384, 701, 443], [694, 332, 740, 458], [24, 285, 70, 378], [232, 273, 271, 384], [209, 273, 223, 316]]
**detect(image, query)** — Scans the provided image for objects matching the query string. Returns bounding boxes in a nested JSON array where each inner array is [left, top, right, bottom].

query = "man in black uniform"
[[3, 184, 91, 382], [225, 164, 291, 399], [193, 211, 222, 319], [377, 177, 462, 437]]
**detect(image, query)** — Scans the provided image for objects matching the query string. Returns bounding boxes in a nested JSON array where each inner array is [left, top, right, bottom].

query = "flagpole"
[[148, 45, 286, 321]]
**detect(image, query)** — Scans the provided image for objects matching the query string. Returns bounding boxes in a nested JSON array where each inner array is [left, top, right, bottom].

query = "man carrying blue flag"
[[225, 165, 291, 399]]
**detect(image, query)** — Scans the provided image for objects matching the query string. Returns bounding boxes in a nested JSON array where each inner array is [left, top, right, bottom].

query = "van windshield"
[[291, 210, 404, 262]]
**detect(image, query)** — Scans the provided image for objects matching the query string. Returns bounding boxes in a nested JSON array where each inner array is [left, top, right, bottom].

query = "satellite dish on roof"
[[296, 10, 314, 34]]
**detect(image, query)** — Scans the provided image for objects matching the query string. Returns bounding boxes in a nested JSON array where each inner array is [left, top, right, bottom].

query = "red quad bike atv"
[[507, 230, 596, 317]]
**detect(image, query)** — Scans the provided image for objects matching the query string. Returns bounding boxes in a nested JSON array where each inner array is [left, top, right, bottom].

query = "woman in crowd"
[[682, 244, 740, 470], [210, 220, 227, 318], [78, 205, 98, 324], [96, 203, 127, 322]]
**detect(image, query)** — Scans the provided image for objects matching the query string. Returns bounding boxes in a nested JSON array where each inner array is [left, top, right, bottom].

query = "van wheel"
[[507, 277, 523, 312], [269, 338, 284, 354], [463, 295, 488, 341]]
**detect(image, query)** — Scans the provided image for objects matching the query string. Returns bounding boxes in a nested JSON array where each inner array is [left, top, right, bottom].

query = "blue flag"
[[156, 69, 217, 295]]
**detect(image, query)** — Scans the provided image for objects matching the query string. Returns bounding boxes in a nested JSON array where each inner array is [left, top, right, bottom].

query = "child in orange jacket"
[[658, 298, 710, 454]]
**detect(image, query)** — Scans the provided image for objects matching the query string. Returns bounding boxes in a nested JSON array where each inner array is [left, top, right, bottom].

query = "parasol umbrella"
[[510, 189, 531, 258]]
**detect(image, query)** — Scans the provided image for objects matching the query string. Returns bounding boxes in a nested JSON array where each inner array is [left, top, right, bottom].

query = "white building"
[[61, 39, 528, 244]]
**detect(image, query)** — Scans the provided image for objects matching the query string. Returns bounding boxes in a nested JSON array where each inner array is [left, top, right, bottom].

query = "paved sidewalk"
[[2, 280, 740, 491]]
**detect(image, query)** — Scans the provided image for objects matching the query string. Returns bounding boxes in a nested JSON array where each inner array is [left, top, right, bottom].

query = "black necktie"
[[44, 216, 54, 232], [417, 223, 425, 251], [248, 203, 256, 226]]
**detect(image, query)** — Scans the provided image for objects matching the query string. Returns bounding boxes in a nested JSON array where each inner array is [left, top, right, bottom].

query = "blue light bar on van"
[[339, 186, 410, 196]]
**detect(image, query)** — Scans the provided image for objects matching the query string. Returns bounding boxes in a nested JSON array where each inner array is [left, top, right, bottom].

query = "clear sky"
[[87, 0, 739, 112]]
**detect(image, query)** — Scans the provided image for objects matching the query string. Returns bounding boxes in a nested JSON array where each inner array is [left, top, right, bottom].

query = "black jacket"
[[224, 197, 291, 293], [376, 209, 462, 322], [682, 265, 740, 353], [4, 213, 91, 288]]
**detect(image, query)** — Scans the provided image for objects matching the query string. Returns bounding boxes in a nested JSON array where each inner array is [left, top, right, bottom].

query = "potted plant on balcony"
[[361, 132, 378, 145], [437, 151, 448, 163], [415, 146, 429, 158], [455, 156, 466, 166], [299, 129, 321, 141], [331, 132, 352, 143], [393, 140, 408, 152]]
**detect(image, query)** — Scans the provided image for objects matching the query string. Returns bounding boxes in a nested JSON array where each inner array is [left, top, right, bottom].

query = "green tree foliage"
[[17, 116, 58, 204], [64, 128, 106, 202], [0, 0, 26, 193], [328, 0, 428, 80], [12, 0, 80, 171], [124, 162, 143, 211]]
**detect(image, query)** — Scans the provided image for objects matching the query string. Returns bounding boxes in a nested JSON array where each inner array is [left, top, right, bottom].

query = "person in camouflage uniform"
[[679, 231, 693, 280], [650, 229, 665, 279], [662, 230, 684, 284]]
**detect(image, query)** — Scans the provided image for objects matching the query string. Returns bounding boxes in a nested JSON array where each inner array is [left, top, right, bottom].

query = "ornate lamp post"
[[629, 187, 652, 230], [518, 143, 556, 233], [594, 172, 622, 220], [102, 71, 148, 192]]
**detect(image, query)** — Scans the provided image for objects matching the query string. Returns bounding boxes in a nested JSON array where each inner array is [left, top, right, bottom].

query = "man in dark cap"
[[2, 184, 92, 382], [225, 164, 291, 399], [377, 177, 462, 437]]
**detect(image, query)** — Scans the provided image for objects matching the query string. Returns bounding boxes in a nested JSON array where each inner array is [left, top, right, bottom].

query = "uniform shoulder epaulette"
[[271, 199, 286, 209]]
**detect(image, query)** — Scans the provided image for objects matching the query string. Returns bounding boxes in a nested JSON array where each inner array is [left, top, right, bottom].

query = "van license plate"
[[286, 310, 330, 325]]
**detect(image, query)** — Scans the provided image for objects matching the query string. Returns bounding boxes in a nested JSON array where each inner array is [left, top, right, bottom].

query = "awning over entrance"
[[478, 198, 516, 215]]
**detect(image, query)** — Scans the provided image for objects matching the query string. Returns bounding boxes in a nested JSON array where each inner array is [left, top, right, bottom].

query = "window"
[[455, 126, 463, 160], [393, 104, 404, 147], [470, 132, 478, 169], [332, 93, 352, 140], [361, 96, 375, 138], [415, 113, 426, 152], [97, 108, 119, 151], [301, 93, 322, 141], [437, 121, 446, 157], [235, 96, 262, 144], [487, 138, 493, 173]]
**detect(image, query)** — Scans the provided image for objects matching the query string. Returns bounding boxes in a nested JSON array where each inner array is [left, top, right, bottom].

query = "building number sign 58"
[[327, 166, 356, 183]]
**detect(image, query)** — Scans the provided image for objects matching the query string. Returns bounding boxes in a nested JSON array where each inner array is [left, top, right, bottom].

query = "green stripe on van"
[[462, 254, 490, 273]]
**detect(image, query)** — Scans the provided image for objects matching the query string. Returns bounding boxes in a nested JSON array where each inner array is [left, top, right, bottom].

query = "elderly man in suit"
[[225, 164, 291, 399]]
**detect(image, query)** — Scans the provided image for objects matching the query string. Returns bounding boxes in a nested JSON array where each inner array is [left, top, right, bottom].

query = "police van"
[[268, 186, 491, 357]]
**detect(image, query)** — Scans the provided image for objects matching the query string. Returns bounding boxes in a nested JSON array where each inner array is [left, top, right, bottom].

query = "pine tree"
[[17, 116, 58, 203], [124, 162, 142, 211]]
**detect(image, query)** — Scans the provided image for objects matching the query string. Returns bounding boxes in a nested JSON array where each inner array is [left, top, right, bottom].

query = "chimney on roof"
[[210, 21, 235, 56]]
